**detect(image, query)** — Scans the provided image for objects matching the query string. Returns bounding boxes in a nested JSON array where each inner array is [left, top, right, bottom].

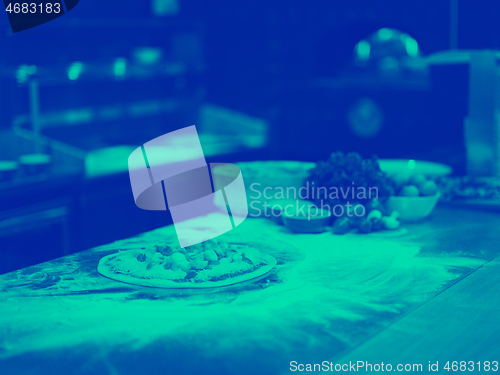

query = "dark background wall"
[[2, 0, 500, 118]]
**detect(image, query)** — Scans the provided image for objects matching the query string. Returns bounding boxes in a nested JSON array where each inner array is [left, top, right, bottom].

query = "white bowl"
[[385, 193, 440, 221], [378, 159, 452, 180]]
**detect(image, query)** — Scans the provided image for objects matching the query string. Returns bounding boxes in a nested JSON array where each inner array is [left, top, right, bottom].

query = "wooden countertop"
[[1, 206, 499, 374]]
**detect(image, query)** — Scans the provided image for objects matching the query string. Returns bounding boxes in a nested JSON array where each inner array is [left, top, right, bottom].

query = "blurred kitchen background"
[[1, 0, 500, 273]]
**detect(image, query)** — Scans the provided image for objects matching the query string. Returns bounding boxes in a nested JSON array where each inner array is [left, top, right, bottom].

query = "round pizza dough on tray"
[[97, 241, 278, 289]]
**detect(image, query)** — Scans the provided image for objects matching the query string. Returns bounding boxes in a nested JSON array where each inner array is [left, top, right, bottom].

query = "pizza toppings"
[[204, 250, 218, 262], [143, 240, 268, 282], [190, 259, 208, 270], [232, 253, 242, 263], [157, 245, 173, 257]]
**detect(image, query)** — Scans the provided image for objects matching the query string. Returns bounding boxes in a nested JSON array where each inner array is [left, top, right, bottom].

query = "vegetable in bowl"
[[304, 151, 394, 206], [304, 152, 403, 234]]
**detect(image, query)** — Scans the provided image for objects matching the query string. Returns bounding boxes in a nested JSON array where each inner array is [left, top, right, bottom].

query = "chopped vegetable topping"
[[145, 239, 269, 282]]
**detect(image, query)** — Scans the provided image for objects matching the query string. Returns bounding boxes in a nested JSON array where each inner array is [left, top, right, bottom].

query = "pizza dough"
[[97, 240, 277, 289]]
